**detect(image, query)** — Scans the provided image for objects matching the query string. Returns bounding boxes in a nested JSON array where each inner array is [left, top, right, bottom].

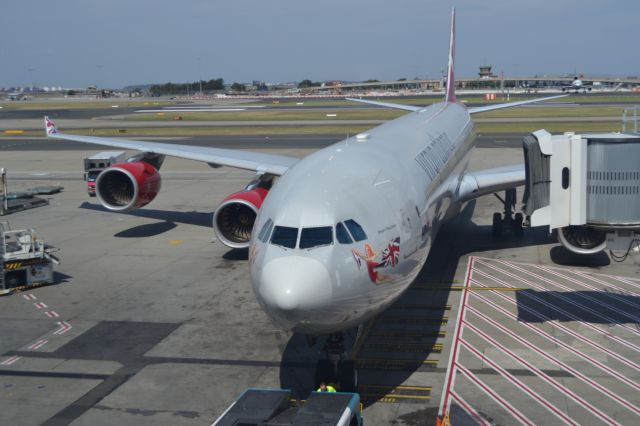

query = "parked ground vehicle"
[[83, 151, 126, 196]]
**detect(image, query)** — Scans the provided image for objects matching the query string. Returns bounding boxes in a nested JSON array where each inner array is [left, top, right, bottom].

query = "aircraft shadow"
[[516, 290, 640, 324], [79, 202, 213, 234], [278, 200, 559, 405]]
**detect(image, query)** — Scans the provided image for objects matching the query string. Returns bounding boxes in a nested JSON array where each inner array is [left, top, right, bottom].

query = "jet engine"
[[557, 225, 607, 255], [95, 161, 162, 212], [213, 188, 268, 249]]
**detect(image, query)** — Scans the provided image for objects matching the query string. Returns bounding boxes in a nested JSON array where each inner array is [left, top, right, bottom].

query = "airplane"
[[43, 9, 567, 385], [561, 76, 593, 93], [6, 92, 29, 101]]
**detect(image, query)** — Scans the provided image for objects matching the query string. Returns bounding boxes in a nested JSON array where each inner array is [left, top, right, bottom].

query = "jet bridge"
[[522, 130, 640, 262]]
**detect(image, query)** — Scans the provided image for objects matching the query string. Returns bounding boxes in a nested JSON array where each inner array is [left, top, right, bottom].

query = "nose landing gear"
[[492, 188, 524, 238], [314, 327, 364, 393]]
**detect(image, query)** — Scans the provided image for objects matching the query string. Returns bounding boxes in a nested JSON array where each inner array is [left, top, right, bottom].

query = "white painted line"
[[0, 356, 21, 366], [466, 308, 639, 418], [44, 310, 60, 318], [469, 286, 640, 386], [23, 294, 36, 301], [53, 321, 72, 335], [30, 173, 48, 176], [28, 339, 48, 350], [567, 269, 640, 297], [439, 256, 475, 418], [536, 264, 640, 313], [456, 363, 536, 425], [134, 108, 246, 113], [450, 391, 492, 426], [473, 267, 640, 354], [478, 259, 640, 338], [33, 302, 47, 309], [460, 339, 577, 425]]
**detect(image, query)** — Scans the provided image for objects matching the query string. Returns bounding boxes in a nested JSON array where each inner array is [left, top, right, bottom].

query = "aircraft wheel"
[[492, 213, 503, 238], [338, 360, 358, 393], [514, 213, 524, 237]]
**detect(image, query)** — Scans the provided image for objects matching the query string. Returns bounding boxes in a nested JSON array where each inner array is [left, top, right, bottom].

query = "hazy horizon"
[[1, 0, 638, 89]]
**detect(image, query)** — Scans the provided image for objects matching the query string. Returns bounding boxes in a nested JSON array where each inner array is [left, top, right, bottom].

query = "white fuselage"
[[249, 101, 475, 335]]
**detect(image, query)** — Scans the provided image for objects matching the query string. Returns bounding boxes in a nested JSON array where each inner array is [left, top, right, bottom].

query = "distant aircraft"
[[43, 9, 566, 382], [561, 76, 593, 93], [6, 92, 28, 101]]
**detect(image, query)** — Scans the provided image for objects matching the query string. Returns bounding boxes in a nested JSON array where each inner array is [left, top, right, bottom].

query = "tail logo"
[[45, 117, 57, 135]]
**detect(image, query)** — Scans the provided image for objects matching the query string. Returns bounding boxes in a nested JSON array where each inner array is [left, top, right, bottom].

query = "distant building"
[[478, 65, 496, 79]]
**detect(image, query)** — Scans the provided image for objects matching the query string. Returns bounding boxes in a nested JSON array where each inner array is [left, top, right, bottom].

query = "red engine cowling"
[[213, 188, 268, 249], [95, 161, 162, 212]]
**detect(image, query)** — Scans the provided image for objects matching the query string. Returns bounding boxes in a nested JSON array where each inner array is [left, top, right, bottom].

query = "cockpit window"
[[345, 219, 367, 242], [335, 222, 353, 244], [257, 218, 273, 243], [299, 227, 333, 249], [270, 226, 298, 249]]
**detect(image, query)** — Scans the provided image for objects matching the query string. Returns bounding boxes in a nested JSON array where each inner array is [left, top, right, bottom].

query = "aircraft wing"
[[344, 98, 421, 112], [44, 117, 297, 175], [467, 94, 568, 114], [456, 164, 525, 202]]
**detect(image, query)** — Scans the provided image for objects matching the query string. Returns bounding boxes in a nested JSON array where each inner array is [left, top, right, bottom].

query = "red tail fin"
[[445, 8, 456, 103]]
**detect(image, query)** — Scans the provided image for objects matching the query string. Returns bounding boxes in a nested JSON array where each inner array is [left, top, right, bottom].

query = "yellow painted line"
[[413, 285, 523, 291], [360, 393, 432, 400], [4, 130, 24, 135], [168, 240, 183, 245], [361, 385, 432, 391], [357, 357, 439, 365]]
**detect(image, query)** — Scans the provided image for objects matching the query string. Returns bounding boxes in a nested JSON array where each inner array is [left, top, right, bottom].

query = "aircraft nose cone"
[[258, 256, 332, 313]]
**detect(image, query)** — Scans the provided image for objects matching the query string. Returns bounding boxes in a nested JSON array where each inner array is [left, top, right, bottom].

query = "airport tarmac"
[[1, 143, 638, 426]]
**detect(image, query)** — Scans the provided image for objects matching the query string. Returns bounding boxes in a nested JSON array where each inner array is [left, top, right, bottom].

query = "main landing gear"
[[492, 188, 524, 238]]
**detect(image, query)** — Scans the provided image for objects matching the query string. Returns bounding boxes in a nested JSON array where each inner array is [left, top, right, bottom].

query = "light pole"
[[27, 68, 35, 90], [96, 64, 104, 90]]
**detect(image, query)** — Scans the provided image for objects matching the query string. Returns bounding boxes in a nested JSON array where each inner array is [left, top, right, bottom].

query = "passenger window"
[[257, 218, 273, 243], [335, 222, 353, 244], [270, 226, 298, 249], [345, 219, 367, 242], [300, 227, 333, 249]]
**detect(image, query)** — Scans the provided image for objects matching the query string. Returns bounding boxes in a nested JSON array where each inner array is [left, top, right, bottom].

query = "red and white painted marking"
[[28, 340, 48, 350], [53, 321, 72, 335], [0, 356, 21, 366], [440, 256, 640, 425]]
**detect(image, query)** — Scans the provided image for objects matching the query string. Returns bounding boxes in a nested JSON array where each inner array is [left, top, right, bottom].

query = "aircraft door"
[[373, 174, 421, 259]]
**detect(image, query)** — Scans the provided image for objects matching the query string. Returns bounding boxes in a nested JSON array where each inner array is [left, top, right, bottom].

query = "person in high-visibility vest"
[[317, 382, 337, 392]]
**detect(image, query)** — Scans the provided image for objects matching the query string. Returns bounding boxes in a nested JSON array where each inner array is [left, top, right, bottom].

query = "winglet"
[[445, 7, 456, 103], [44, 116, 58, 136]]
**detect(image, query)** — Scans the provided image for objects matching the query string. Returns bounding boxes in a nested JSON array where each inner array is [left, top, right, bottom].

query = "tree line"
[[149, 78, 224, 95]]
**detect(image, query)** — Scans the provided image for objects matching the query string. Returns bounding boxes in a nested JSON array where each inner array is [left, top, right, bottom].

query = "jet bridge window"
[[335, 222, 353, 244], [270, 226, 298, 249], [257, 218, 274, 243], [344, 219, 367, 242], [299, 227, 333, 249]]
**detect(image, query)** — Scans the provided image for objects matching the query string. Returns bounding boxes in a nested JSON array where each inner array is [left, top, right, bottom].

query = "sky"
[[1, 0, 638, 89]]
